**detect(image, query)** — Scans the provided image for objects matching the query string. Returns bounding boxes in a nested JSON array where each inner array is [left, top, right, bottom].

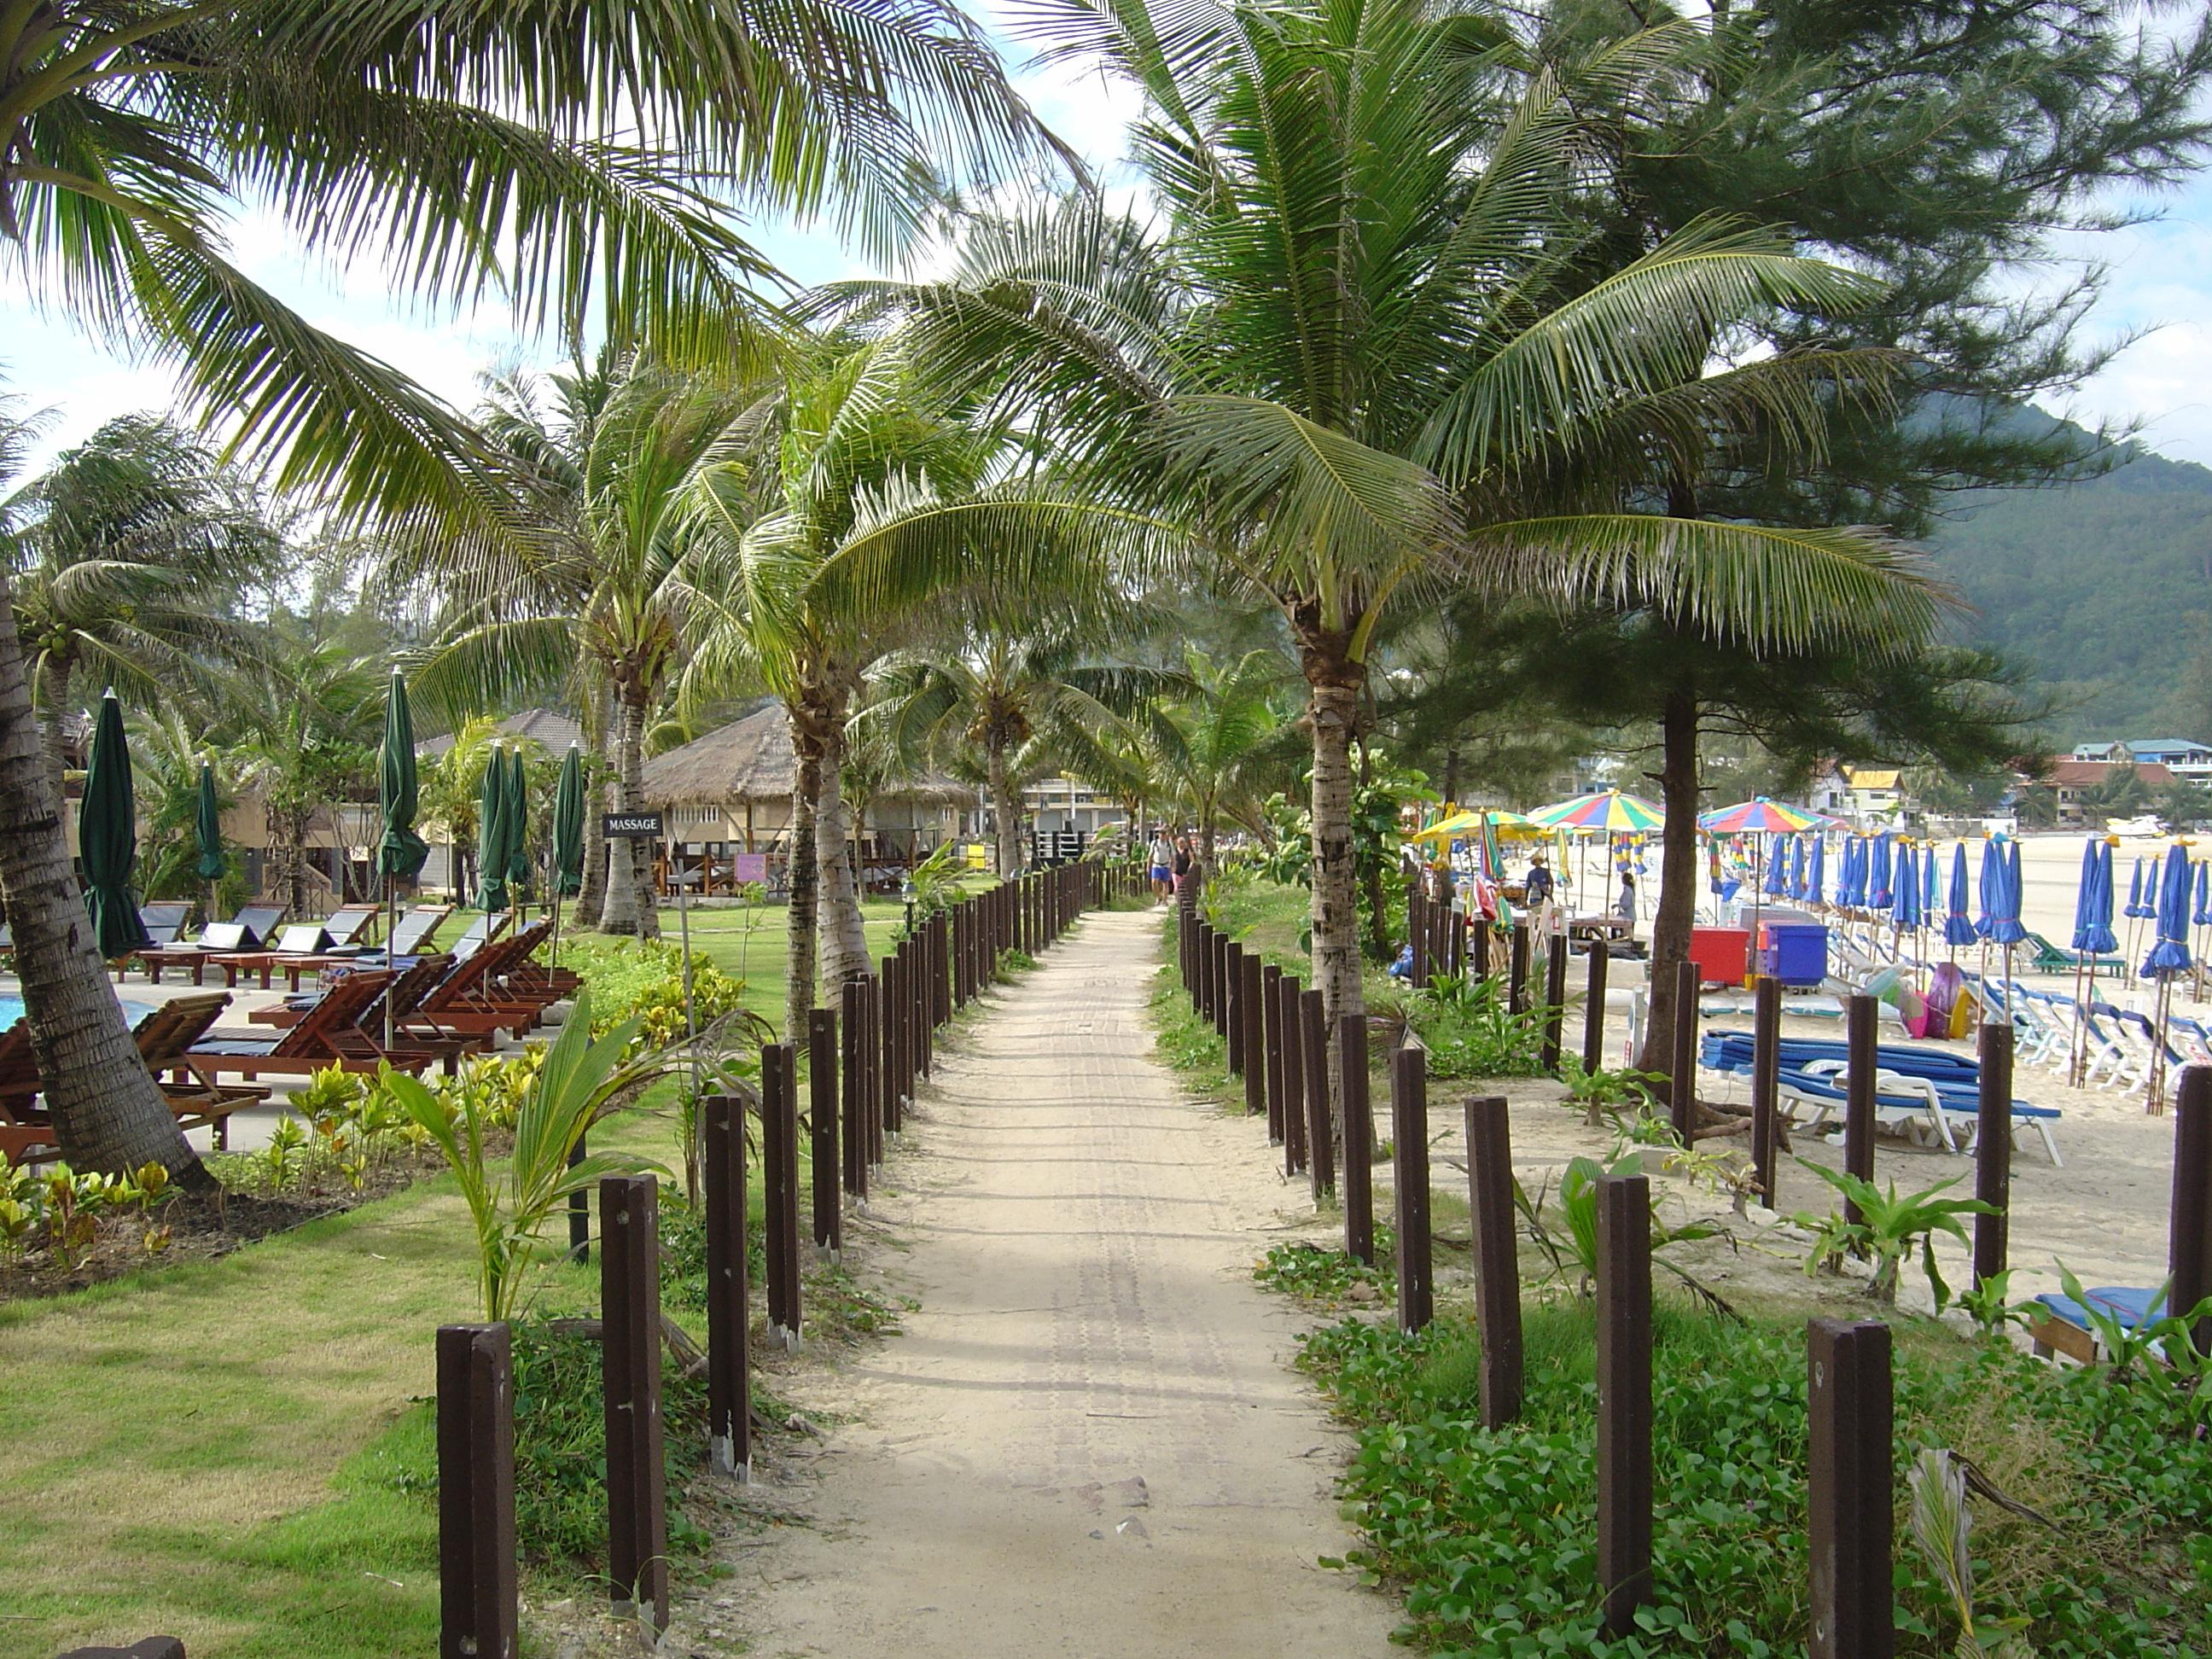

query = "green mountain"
[[1921, 421, 2212, 744]]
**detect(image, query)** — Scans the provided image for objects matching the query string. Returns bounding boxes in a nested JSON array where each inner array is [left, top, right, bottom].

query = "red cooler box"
[[1688, 926, 1750, 987]]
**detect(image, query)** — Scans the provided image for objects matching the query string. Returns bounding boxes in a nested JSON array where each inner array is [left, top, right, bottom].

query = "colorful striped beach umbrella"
[[1525, 789, 1663, 833], [1697, 797, 1828, 835]]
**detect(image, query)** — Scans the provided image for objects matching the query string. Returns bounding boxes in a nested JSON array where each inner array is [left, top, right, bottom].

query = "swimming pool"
[[0, 996, 155, 1029]]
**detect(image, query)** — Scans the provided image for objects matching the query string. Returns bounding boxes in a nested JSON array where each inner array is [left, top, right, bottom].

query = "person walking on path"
[[1149, 829, 1176, 902]]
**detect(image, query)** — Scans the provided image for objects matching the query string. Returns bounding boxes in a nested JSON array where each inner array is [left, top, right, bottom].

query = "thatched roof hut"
[[643, 706, 976, 810]]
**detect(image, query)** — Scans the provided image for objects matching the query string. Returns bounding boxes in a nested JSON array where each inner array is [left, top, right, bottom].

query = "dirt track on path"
[[727, 908, 1396, 1659]]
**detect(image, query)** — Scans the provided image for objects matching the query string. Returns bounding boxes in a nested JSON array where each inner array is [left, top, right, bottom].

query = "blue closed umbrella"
[[1789, 835, 1807, 900], [1765, 835, 1790, 897], [1945, 843, 1977, 946], [1839, 837, 1861, 908], [1807, 836, 1825, 905], [2126, 857, 2148, 919], [1868, 834, 1893, 911], [2194, 859, 2209, 928], [2073, 839, 2118, 954], [1984, 840, 2027, 946], [1924, 842, 1940, 920], [1889, 845, 1916, 929], [2143, 843, 2193, 976]]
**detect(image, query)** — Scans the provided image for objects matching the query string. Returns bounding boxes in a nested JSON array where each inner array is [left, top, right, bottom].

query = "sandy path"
[[729, 909, 1395, 1659]]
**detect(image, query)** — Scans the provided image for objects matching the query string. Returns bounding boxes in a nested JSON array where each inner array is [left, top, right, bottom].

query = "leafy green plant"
[[1254, 1234, 1395, 1303], [2048, 1264, 2212, 1381], [1909, 1447, 2038, 1659], [996, 947, 1039, 980], [1794, 1161, 1994, 1308], [261, 1115, 308, 1190], [1397, 971, 1549, 1079], [893, 841, 972, 942], [387, 989, 671, 1321], [1957, 1269, 2038, 1336], [1559, 1056, 1666, 1119], [1525, 1155, 1730, 1312]]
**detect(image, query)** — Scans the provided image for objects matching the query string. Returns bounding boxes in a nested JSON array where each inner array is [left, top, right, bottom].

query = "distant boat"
[[2107, 814, 2165, 838]]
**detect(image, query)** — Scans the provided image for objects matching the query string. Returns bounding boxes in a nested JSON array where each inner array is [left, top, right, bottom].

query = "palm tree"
[[874, 617, 1179, 876], [860, 4, 1955, 1056], [681, 335, 1152, 1037], [0, 0, 1058, 1179], [4, 416, 283, 786], [1150, 649, 1293, 877], [410, 359, 767, 938], [230, 643, 383, 917]]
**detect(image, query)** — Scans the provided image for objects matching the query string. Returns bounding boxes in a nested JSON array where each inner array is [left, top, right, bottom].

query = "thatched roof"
[[419, 707, 584, 758], [643, 706, 977, 809]]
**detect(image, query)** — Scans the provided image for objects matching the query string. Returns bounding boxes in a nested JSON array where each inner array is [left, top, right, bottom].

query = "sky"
[[4, 25, 2212, 473]]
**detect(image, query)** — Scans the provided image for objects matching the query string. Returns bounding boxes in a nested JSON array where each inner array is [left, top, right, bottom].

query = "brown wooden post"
[[1595, 1173, 1652, 1639], [841, 982, 867, 1202], [1260, 963, 1286, 1144], [881, 952, 904, 1136], [1807, 1318, 1895, 1659], [600, 1175, 668, 1631], [1301, 987, 1334, 1202], [760, 1042, 800, 1344], [2172, 1066, 2212, 1354], [864, 971, 885, 1167], [1582, 935, 1609, 1074], [1211, 930, 1231, 1035], [1390, 1042, 1432, 1332], [1508, 923, 1529, 1014], [438, 1321, 518, 1659], [1241, 952, 1266, 1118], [1409, 884, 1429, 988], [809, 1008, 840, 1257], [701, 1091, 750, 1478], [1464, 1095, 1521, 1429], [1341, 1014, 1374, 1266], [1845, 993, 1877, 1227], [1752, 975, 1781, 1208], [1471, 916, 1491, 979], [1280, 972, 1306, 1175], [1669, 958, 1697, 1144], [1974, 1021, 2011, 1289], [1540, 929, 1569, 1075], [934, 911, 951, 1026], [1225, 940, 1248, 1075]]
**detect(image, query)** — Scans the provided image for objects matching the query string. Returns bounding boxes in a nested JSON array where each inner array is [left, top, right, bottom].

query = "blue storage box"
[[1757, 922, 1828, 987]]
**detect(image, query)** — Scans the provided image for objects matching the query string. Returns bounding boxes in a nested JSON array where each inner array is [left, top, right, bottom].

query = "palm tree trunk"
[[989, 736, 1021, 877], [599, 690, 659, 939], [573, 680, 613, 928], [818, 731, 871, 991], [1638, 688, 1702, 1078], [36, 660, 72, 803], [1307, 661, 1366, 1034], [0, 573, 210, 1186], [785, 703, 830, 1043]]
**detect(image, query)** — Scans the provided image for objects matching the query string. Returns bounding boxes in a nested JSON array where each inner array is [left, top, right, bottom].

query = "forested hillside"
[[1924, 424, 2212, 742]]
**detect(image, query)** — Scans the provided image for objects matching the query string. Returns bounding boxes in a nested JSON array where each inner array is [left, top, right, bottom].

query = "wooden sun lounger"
[[129, 905, 288, 984], [0, 1003, 269, 1163], [183, 971, 443, 1080], [208, 922, 341, 990]]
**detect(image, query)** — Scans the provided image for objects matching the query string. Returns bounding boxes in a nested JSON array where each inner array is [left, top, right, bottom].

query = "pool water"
[[0, 996, 155, 1029]]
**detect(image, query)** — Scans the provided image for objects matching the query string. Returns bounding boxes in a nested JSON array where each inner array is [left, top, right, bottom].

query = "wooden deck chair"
[[207, 922, 341, 990], [135, 993, 269, 1147], [184, 971, 433, 1080], [130, 904, 288, 983], [137, 902, 194, 945], [402, 934, 553, 1040], [0, 1022, 39, 1112], [326, 903, 382, 946]]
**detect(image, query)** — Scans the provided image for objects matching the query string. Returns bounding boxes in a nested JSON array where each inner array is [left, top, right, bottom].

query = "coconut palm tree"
[[855, 3, 1955, 1052], [0, 0, 1056, 1178], [1150, 649, 1294, 876], [874, 617, 1181, 876], [5, 416, 284, 786], [680, 335, 1156, 1037], [410, 360, 769, 938]]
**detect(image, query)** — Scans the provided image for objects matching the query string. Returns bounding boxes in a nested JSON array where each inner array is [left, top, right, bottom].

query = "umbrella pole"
[[2149, 975, 2172, 1115], [383, 867, 396, 1052], [2070, 952, 2089, 1089]]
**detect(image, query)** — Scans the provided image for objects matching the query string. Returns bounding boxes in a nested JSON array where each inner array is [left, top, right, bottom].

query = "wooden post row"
[[809, 1010, 840, 1257], [1300, 987, 1333, 1202], [438, 1321, 518, 1659], [600, 1174, 669, 1632], [1595, 1173, 1652, 1640], [1807, 1318, 1894, 1659], [1390, 1042, 1432, 1332], [1341, 1014, 1374, 1266], [1669, 958, 1697, 1146], [1752, 975, 1780, 1208], [702, 1091, 750, 1479], [1845, 993, 1877, 1227], [1280, 972, 1306, 1173], [1464, 1095, 1520, 1429], [761, 1042, 800, 1344], [1583, 939, 1609, 1074], [1261, 963, 1286, 1142]]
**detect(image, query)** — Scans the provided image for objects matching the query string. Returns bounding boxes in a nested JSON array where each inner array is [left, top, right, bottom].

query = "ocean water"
[[0, 997, 155, 1029]]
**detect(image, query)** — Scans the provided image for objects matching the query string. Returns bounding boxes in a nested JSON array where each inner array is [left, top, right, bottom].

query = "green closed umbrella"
[[477, 742, 510, 912], [552, 743, 585, 897], [505, 746, 533, 903], [376, 670, 429, 885], [81, 690, 151, 957], [193, 762, 226, 883]]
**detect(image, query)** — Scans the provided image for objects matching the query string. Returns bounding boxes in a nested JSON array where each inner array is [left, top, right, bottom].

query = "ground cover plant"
[[1292, 1295, 2212, 1658]]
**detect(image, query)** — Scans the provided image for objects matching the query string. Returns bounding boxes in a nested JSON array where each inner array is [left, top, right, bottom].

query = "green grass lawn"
[[0, 898, 962, 1656]]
